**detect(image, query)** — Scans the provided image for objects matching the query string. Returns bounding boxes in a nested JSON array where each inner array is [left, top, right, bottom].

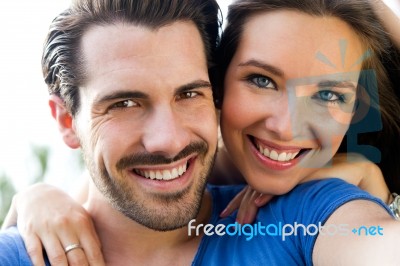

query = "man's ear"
[[49, 95, 80, 149]]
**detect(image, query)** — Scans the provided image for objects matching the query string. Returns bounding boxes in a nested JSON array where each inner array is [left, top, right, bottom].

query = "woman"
[[218, 0, 400, 223], [3, 0, 400, 264], [199, 1, 400, 264]]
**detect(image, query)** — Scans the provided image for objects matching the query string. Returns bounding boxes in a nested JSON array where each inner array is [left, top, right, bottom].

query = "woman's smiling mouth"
[[250, 136, 311, 167]]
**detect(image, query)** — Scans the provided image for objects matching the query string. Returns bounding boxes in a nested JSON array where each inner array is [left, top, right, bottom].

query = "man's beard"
[[84, 141, 215, 231]]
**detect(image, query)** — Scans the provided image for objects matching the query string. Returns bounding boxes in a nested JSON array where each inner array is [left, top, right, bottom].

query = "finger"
[[80, 239, 105, 266], [65, 246, 88, 266], [254, 194, 274, 207], [236, 188, 259, 224], [58, 227, 89, 266], [1, 196, 18, 230], [78, 220, 105, 265], [241, 203, 259, 225], [220, 187, 247, 217], [23, 233, 45, 266], [41, 234, 68, 266]]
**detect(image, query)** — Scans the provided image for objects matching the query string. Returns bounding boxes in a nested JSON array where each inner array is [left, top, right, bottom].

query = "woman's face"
[[221, 10, 366, 194]]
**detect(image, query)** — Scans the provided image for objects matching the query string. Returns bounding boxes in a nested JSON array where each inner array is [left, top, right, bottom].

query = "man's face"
[[73, 21, 218, 230]]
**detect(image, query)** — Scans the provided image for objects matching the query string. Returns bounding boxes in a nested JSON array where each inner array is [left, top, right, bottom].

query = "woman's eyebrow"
[[317, 80, 357, 90], [238, 59, 284, 77]]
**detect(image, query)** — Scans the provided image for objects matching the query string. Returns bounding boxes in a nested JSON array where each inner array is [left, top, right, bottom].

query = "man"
[[1, 0, 220, 265]]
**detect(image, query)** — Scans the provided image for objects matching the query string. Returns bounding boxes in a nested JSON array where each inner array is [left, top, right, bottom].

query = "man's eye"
[[177, 91, 199, 99], [110, 99, 137, 109], [247, 75, 276, 89]]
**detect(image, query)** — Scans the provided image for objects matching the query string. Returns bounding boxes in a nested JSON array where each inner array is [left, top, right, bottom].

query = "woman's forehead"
[[236, 10, 366, 78]]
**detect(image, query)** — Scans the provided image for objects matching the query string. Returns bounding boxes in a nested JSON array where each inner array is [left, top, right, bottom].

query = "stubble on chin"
[[85, 142, 216, 231]]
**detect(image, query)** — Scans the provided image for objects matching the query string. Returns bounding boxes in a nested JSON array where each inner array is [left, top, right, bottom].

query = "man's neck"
[[84, 181, 212, 265]]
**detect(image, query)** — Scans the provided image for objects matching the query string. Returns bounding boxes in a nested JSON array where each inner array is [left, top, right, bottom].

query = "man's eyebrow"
[[93, 80, 211, 105], [318, 80, 357, 90], [238, 59, 284, 77], [175, 79, 212, 94], [94, 91, 149, 105]]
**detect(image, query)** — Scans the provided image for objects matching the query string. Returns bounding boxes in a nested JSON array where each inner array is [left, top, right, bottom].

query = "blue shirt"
[[0, 179, 392, 265], [0, 226, 50, 265], [192, 178, 392, 265]]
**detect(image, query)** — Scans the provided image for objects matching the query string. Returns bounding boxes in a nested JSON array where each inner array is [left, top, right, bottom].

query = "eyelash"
[[246, 74, 277, 90], [311, 90, 347, 105], [107, 91, 201, 112], [177, 91, 200, 100], [109, 99, 138, 110]]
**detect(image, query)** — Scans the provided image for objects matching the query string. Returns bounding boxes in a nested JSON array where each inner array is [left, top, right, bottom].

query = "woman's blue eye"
[[319, 91, 336, 101], [314, 90, 345, 103], [248, 75, 276, 89], [254, 77, 270, 87]]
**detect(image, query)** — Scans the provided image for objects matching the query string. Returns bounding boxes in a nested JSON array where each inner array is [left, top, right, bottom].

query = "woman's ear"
[[49, 95, 80, 149]]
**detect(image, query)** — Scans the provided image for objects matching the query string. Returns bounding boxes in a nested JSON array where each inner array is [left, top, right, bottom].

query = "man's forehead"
[[81, 20, 207, 69], [80, 20, 209, 94]]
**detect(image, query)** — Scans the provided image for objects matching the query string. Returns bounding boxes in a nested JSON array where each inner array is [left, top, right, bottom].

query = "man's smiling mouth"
[[133, 161, 189, 181]]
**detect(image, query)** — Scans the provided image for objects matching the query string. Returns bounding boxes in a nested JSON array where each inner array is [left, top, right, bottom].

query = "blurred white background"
[[0, 0, 79, 193], [0, 0, 398, 195]]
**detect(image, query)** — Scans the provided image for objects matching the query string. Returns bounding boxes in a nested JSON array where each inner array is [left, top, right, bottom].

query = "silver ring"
[[64, 243, 83, 254]]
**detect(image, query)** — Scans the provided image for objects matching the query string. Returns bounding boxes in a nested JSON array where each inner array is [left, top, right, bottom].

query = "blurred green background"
[[1, 146, 50, 227]]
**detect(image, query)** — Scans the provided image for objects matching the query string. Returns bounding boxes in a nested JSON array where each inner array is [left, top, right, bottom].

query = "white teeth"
[[134, 162, 188, 181], [156, 171, 163, 180], [162, 170, 171, 180], [277, 152, 287, 162], [263, 147, 270, 157], [172, 168, 178, 178], [144, 171, 150, 179], [178, 166, 184, 175], [179, 163, 187, 175], [270, 150, 279, 160], [150, 171, 156, 180], [256, 143, 300, 162]]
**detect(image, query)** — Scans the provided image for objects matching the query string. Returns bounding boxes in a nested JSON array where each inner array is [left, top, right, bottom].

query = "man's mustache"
[[116, 141, 208, 170]]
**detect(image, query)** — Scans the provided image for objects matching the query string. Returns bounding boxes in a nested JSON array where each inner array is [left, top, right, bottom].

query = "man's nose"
[[142, 106, 191, 157]]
